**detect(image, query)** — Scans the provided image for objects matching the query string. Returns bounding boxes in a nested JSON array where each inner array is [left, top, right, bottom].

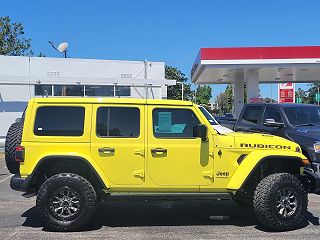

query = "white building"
[[0, 55, 175, 147]]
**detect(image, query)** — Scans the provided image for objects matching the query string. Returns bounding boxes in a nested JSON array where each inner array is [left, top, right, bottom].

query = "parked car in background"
[[215, 116, 237, 130], [197, 106, 233, 134], [230, 103, 320, 174]]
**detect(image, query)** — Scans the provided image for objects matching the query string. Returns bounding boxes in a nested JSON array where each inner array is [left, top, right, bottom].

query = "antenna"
[[48, 41, 69, 58]]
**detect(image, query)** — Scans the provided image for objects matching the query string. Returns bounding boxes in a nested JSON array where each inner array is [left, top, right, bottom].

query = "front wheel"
[[36, 173, 97, 231], [253, 173, 307, 231]]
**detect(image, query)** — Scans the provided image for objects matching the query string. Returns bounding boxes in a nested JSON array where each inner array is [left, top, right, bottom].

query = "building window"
[[35, 85, 52, 96], [34, 106, 85, 136], [115, 86, 131, 96], [96, 107, 140, 138], [54, 85, 84, 96], [85, 85, 131, 97], [85, 86, 114, 97]]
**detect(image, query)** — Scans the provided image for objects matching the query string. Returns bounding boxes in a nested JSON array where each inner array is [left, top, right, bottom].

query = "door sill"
[[104, 192, 231, 200]]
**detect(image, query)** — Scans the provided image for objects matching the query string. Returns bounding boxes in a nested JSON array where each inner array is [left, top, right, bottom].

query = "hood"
[[294, 126, 320, 141], [225, 132, 300, 152], [211, 124, 234, 134]]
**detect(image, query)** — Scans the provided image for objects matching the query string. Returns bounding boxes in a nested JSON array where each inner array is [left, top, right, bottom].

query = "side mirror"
[[263, 119, 284, 128], [193, 124, 208, 140]]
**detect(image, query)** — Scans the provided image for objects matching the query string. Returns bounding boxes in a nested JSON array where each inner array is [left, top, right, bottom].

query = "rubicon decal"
[[240, 143, 291, 150]]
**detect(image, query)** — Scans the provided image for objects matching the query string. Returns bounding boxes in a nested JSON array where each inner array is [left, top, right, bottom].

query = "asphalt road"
[[0, 155, 320, 240]]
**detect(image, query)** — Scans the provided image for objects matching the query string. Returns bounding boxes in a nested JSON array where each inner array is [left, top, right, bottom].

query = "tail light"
[[15, 146, 25, 162]]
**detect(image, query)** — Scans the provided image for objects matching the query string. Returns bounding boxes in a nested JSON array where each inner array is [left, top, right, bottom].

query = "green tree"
[[295, 87, 307, 103], [216, 84, 233, 114], [166, 66, 193, 100], [0, 16, 32, 56], [195, 85, 212, 105], [305, 83, 320, 104]]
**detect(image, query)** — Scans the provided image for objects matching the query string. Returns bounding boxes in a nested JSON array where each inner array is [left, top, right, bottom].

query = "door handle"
[[151, 148, 167, 154], [98, 147, 115, 154]]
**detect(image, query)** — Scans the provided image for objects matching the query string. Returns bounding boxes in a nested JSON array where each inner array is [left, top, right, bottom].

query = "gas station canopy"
[[191, 46, 320, 117], [192, 46, 320, 84]]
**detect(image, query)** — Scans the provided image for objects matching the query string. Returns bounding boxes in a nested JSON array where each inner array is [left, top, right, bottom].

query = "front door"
[[147, 106, 213, 189], [91, 104, 145, 185]]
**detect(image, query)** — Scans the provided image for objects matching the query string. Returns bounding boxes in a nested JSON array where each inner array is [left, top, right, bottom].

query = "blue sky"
[[2, 0, 320, 100]]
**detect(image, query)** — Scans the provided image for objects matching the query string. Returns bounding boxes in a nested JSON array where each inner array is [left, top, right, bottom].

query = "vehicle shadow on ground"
[[21, 200, 319, 232]]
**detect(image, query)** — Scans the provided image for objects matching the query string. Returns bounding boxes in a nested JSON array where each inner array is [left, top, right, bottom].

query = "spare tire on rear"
[[5, 121, 23, 174]]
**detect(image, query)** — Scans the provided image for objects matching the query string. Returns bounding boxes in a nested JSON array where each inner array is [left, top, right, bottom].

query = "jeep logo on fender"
[[240, 143, 291, 150], [216, 171, 229, 178]]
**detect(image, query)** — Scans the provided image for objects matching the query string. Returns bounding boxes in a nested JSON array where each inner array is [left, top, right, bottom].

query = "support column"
[[246, 69, 260, 101], [233, 71, 245, 118]]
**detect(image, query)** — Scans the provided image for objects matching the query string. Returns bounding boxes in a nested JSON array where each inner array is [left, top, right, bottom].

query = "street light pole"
[[181, 82, 184, 100], [176, 82, 184, 100]]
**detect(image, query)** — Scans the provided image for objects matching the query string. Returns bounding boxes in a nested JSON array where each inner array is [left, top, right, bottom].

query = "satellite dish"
[[57, 42, 69, 53]]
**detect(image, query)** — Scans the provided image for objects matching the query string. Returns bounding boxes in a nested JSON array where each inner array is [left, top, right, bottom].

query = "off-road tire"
[[253, 173, 307, 231], [36, 173, 97, 231], [5, 122, 23, 174]]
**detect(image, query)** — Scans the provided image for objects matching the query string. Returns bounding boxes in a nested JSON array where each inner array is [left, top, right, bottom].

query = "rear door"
[[235, 106, 263, 132], [91, 104, 145, 185]]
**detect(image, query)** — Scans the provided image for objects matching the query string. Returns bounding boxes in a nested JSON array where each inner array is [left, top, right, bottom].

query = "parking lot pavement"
[[0, 157, 319, 240]]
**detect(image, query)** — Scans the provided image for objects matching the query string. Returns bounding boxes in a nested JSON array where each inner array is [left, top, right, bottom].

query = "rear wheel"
[[36, 173, 97, 231], [5, 122, 23, 174], [253, 173, 307, 231]]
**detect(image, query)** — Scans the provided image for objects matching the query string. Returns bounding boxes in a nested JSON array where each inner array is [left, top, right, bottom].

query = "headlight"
[[313, 142, 320, 153]]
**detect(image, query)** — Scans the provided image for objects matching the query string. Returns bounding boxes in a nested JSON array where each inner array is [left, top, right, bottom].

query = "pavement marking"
[[0, 174, 13, 183]]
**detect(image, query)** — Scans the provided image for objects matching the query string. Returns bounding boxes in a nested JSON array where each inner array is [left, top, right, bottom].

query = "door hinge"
[[134, 148, 145, 157], [209, 149, 214, 158], [133, 170, 145, 179], [203, 171, 214, 181]]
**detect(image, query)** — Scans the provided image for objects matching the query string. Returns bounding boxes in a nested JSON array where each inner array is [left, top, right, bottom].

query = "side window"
[[241, 106, 262, 124], [263, 107, 283, 123], [96, 107, 140, 137], [34, 106, 85, 136], [153, 108, 200, 138]]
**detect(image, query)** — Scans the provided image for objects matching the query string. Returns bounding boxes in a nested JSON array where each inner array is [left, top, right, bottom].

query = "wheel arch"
[[227, 153, 305, 191], [28, 155, 109, 194]]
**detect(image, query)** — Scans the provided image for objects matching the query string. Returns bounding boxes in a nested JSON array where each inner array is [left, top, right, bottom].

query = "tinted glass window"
[[283, 106, 320, 126], [34, 106, 85, 136], [35, 85, 52, 96], [54, 85, 84, 96], [153, 108, 200, 138], [241, 106, 262, 124], [97, 107, 140, 137], [263, 107, 283, 123]]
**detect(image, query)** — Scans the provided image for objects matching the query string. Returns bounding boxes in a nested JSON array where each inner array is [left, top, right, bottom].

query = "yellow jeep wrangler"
[[6, 98, 320, 231]]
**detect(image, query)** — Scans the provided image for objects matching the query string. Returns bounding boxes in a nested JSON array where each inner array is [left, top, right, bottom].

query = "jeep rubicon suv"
[[6, 98, 320, 231]]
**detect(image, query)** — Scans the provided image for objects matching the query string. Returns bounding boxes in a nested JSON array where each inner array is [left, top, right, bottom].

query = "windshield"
[[197, 106, 219, 125], [283, 106, 320, 126]]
